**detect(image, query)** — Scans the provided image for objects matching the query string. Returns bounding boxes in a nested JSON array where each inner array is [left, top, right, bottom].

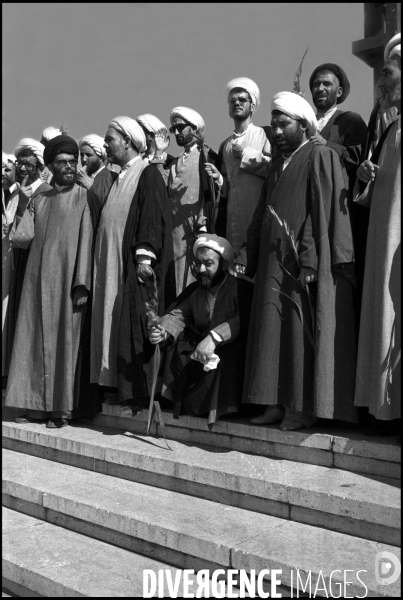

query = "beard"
[[198, 264, 226, 290], [379, 80, 401, 108]]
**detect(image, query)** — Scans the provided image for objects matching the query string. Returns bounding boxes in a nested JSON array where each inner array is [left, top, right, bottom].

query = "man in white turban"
[[90, 116, 175, 407], [167, 106, 219, 295], [205, 77, 271, 265], [136, 113, 174, 184], [236, 91, 357, 431], [150, 233, 253, 424], [77, 134, 107, 191], [352, 33, 401, 435]]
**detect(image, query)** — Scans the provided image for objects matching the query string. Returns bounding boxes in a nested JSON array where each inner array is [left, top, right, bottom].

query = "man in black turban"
[[43, 134, 79, 167], [309, 63, 368, 333]]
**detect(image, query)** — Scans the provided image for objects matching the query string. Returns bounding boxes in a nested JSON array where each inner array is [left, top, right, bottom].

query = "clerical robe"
[[168, 144, 217, 295], [2, 183, 19, 376], [160, 275, 253, 424], [238, 142, 358, 422], [354, 116, 401, 420], [5, 184, 92, 414], [118, 164, 175, 401], [217, 124, 271, 257]]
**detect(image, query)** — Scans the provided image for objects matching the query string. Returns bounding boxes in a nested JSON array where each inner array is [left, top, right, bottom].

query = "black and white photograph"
[[2, 2, 401, 597]]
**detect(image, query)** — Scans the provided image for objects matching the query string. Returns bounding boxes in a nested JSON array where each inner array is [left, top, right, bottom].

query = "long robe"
[[239, 142, 358, 422], [354, 116, 401, 420], [5, 184, 92, 413], [168, 144, 217, 295], [160, 275, 253, 424], [118, 165, 176, 401], [218, 124, 271, 257], [2, 184, 19, 376], [90, 157, 146, 387]]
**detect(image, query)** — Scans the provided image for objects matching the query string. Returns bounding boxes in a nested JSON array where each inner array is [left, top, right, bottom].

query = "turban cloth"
[[108, 116, 147, 153], [170, 107, 205, 139], [79, 134, 106, 159], [136, 113, 167, 134], [2, 152, 16, 165], [43, 135, 79, 166], [41, 126, 62, 143], [271, 91, 317, 137], [226, 77, 260, 109], [193, 234, 235, 274], [309, 63, 350, 104], [384, 33, 401, 61], [14, 138, 45, 166]]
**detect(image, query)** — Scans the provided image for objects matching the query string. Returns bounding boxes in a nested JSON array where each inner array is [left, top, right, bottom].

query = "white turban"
[[271, 92, 317, 137], [108, 116, 147, 153], [14, 138, 45, 166], [41, 126, 62, 143], [79, 134, 106, 159], [136, 114, 167, 134], [170, 107, 205, 138], [384, 33, 401, 61], [193, 234, 235, 275], [226, 77, 260, 109], [2, 152, 16, 165]]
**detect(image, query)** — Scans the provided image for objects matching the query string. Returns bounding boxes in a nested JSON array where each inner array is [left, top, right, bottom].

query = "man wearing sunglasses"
[[5, 135, 95, 429], [167, 106, 219, 296]]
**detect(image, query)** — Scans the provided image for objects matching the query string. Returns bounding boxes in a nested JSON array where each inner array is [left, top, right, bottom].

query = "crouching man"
[[149, 234, 253, 426]]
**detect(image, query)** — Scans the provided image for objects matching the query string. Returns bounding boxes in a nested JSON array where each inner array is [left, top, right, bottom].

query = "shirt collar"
[[29, 178, 43, 193]]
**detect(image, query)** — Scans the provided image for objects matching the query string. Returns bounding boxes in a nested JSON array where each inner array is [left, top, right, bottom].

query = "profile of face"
[[195, 247, 227, 289], [104, 126, 131, 165], [228, 87, 254, 120], [170, 117, 195, 147], [51, 152, 78, 186], [311, 70, 342, 111], [79, 144, 102, 175], [378, 59, 401, 108], [2, 160, 16, 190], [15, 150, 41, 185], [271, 111, 306, 155]]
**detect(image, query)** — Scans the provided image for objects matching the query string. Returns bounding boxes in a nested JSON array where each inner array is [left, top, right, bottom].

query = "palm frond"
[[292, 47, 309, 97]]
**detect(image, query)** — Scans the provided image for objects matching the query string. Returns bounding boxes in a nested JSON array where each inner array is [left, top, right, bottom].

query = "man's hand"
[[191, 335, 216, 363], [235, 263, 246, 276], [298, 267, 317, 285], [153, 128, 170, 155], [204, 162, 221, 181], [149, 324, 166, 345], [232, 143, 244, 159], [73, 285, 89, 306], [309, 132, 327, 146], [3, 221, 11, 237], [356, 160, 379, 183], [136, 261, 153, 284], [76, 169, 93, 190]]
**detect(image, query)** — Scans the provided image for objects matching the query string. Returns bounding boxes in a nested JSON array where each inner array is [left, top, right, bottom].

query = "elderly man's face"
[[311, 70, 342, 111], [80, 144, 102, 176], [228, 87, 254, 121], [52, 152, 77, 186], [104, 127, 128, 165], [195, 247, 226, 289], [271, 111, 306, 155], [170, 117, 194, 147], [379, 60, 401, 107], [15, 150, 41, 185], [2, 161, 16, 190]]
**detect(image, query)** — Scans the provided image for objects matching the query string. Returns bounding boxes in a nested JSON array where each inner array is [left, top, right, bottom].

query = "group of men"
[[2, 33, 400, 436]]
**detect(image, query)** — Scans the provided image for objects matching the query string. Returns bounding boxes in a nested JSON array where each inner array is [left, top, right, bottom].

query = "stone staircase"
[[2, 402, 401, 597]]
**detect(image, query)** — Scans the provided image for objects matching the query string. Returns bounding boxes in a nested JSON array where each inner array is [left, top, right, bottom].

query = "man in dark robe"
[[5, 136, 94, 428], [309, 63, 368, 319], [236, 92, 358, 431], [150, 234, 252, 425]]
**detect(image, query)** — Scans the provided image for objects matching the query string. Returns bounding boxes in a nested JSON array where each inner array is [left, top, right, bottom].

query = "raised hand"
[[154, 128, 170, 155], [76, 168, 93, 190]]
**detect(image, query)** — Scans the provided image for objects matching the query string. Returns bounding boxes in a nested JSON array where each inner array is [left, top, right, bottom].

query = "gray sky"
[[3, 3, 374, 154]]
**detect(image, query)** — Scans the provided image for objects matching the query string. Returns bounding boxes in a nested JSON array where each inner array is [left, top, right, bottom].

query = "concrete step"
[[3, 507, 248, 598], [3, 450, 401, 597], [91, 402, 401, 482], [2, 418, 400, 546]]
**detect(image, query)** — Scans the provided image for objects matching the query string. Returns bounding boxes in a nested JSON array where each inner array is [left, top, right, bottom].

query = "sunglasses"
[[169, 123, 189, 134]]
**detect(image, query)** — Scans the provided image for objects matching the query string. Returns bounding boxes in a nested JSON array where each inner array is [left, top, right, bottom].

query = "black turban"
[[43, 135, 79, 165], [309, 63, 350, 104]]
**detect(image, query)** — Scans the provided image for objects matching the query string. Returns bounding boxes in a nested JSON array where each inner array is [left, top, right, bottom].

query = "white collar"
[[8, 183, 19, 195], [28, 177, 43, 193], [91, 165, 105, 179], [121, 155, 141, 171], [282, 139, 310, 170]]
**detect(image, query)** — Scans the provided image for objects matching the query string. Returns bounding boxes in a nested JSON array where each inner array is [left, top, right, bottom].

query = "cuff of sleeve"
[[210, 330, 223, 344], [136, 248, 157, 260]]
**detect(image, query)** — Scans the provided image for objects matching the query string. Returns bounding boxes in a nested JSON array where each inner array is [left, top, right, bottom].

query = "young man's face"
[[80, 144, 102, 175], [228, 87, 254, 120], [169, 118, 195, 147]]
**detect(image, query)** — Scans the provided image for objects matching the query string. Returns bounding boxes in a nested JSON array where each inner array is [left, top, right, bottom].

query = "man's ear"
[[336, 86, 343, 99], [250, 102, 256, 115], [299, 119, 308, 133]]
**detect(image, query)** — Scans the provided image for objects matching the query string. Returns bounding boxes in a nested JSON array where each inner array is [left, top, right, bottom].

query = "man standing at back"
[[206, 78, 271, 257]]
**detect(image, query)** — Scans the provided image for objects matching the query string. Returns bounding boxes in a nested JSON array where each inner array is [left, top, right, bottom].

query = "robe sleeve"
[[9, 197, 35, 249], [160, 294, 194, 340], [240, 137, 272, 178], [211, 315, 239, 344], [133, 166, 168, 260], [352, 178, 373, 208], [73, 202, 93, 292], [298, 211, 318, 270]]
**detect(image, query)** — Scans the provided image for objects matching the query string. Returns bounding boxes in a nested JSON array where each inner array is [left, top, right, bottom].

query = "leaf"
[[271, 287, 316, 350]]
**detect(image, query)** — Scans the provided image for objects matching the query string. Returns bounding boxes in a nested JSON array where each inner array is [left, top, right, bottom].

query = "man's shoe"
[[15, 415, 47, 424], [46, 418, 69, 429], [280, 417, 307, 431], [250, 406, 284, 424]]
